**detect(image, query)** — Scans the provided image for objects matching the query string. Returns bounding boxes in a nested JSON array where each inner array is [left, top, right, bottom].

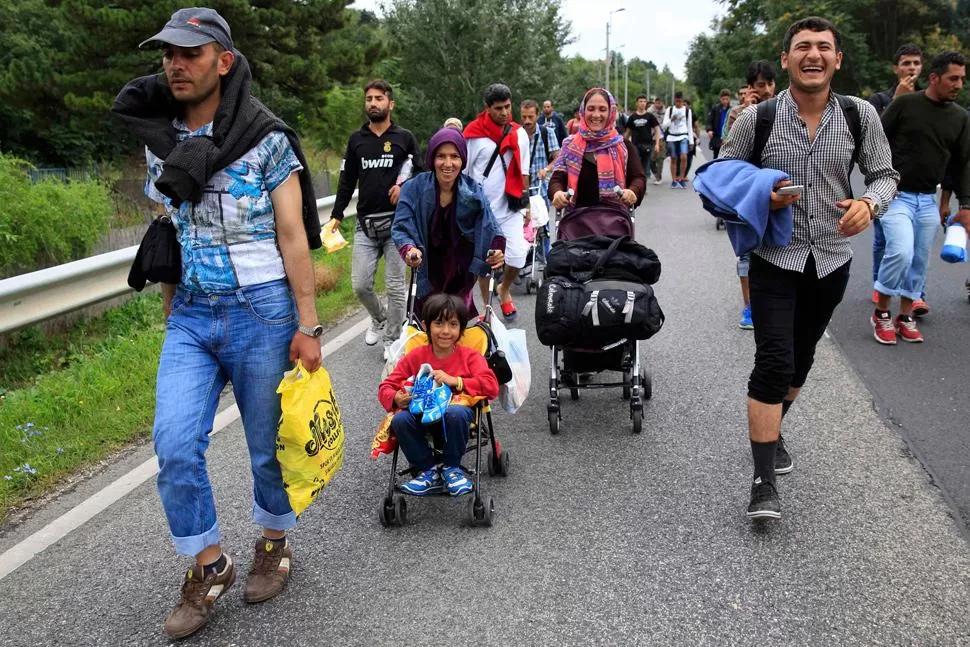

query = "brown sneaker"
[[163, 556, 236, 639], [243, 537, 292, 604]]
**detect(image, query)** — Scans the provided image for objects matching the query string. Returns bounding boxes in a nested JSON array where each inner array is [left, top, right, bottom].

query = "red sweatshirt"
[[378, 344, 500, 412]]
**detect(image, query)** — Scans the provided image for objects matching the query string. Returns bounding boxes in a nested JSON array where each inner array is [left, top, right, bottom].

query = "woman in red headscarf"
[[549, 88, 646, 211]]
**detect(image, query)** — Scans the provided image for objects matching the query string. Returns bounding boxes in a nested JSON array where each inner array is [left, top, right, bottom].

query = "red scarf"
[[463, 111, 525, 202]]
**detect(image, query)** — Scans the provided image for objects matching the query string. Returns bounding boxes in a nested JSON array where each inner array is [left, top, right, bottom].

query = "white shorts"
[[497, 211, 529, 269]]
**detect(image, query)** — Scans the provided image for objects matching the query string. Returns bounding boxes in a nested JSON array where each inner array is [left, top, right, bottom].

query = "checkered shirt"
[[528, 124, 560, 197], [720, 89, 899, 277]]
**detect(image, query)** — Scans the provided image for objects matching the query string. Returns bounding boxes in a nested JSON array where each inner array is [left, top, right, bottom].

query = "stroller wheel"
[[488, 449, 510, 477], [525, 280, 533, 295], [378, 496, 395, 528], [393, 496, 408, 526], [466, 495, 495, 527], [570, 388, 579, 401], [631, 407, 643, 434], [642, 371, 653, 401], [548, 408, 561, 435], [716, 217, 725, 230]]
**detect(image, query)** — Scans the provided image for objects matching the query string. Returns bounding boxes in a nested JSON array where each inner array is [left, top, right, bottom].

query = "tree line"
[[0, 0, 686, 169], [686, 0, 970, 116]]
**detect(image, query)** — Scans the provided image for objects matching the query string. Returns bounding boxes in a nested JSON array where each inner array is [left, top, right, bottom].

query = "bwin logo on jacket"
[[361, 156, 395, 170]]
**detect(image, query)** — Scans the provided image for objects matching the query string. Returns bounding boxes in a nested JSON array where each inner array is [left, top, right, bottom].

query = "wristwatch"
[[862, 198, 880, 219], [298, 323, 324, 338]]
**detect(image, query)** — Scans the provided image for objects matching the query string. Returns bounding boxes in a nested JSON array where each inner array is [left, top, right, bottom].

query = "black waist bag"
[[545, 235, 662, 285], [535, 276, 665, 347]]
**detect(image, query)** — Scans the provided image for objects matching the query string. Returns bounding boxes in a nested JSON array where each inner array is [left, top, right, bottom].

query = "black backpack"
[[748, 93, 862, 189]]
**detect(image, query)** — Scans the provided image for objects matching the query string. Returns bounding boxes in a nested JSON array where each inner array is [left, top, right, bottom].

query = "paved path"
[[827, 174, 970, 528], [1, 158, 969, 646]]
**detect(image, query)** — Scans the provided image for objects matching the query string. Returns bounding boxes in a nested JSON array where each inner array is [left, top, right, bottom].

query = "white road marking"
[[0, 316, 371, 581]]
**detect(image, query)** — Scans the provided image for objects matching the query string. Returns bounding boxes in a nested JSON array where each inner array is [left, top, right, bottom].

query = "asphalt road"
[[828, 173, 970, 528], [1, 156, 969, 646]]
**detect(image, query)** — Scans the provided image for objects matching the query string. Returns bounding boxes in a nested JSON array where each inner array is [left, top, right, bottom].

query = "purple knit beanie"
[[425, 127, 468, 171]]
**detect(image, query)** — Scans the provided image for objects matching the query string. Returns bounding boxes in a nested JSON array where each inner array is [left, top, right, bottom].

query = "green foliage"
[[0, 0, 383, 166], [382, 0, 571, 142], [0, 153, 112, 276], [687, 0, 970, 114]]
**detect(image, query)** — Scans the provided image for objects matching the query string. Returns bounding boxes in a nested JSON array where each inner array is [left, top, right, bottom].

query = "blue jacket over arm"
[[693, 158, 793, 257]]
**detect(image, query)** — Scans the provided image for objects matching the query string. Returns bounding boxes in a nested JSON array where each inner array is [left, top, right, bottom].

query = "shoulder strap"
[[483, 124, 512, 178], [749, 98, 778, 167], [834, 93, 863, 168], [540, 126, 551, 161]]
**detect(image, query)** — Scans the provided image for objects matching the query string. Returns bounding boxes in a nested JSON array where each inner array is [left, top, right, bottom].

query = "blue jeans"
[[667, 139, 689, 157], [153, 279, 298, 556], [737, 252, 751, 278], [392, 405, 474, 471], [871, 218, 885, 285], [874, 192, 939, 302]]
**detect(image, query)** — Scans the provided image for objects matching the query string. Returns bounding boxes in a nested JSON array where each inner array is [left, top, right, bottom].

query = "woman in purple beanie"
[[392, 127, 506, 315]]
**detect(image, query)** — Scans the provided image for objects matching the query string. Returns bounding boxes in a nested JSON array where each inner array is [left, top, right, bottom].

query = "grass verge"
[[0, 216, 377, 522]]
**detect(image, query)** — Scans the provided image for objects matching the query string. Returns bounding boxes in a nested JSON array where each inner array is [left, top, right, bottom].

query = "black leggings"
[[747, 254, 851, 404]]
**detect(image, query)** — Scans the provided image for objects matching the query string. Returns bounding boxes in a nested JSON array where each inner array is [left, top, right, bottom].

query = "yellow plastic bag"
[[276, 360, 345, 515], [323, 223, 348, 254]]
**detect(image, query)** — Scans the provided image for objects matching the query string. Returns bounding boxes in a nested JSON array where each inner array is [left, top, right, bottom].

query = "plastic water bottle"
[[395, 155, 413, 186], [941, 215, 968, 263]]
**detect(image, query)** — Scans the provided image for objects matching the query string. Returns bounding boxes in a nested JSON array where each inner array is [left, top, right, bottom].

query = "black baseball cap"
[[139, 7, 233, 51]]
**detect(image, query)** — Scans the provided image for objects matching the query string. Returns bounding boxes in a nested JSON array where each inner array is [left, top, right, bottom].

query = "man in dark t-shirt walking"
[[872, 51, 970, 345], [625, 94, 661, 189]]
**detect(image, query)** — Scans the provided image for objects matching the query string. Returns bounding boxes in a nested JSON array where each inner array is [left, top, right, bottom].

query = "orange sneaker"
[[911, 299, 930, 317], [871, 290, 879, 305]]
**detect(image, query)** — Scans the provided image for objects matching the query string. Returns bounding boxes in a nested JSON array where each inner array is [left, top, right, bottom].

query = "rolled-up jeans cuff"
[[253, 502, 297, 530], [171, 520, 221, 557]]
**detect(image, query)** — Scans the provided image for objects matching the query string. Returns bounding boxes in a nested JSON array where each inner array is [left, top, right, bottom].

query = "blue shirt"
[[145, 120, 303, 294]]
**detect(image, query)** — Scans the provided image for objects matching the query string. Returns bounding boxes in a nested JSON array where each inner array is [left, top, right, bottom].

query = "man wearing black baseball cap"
[[113, 7, 322, 640]]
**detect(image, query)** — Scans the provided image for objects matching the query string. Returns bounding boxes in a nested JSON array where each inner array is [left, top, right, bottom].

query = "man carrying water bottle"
[[330, 80, 421, 356]]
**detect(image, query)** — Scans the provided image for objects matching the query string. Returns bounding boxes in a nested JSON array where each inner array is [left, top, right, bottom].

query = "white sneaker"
[[653, 178, 663, 185], [364, 320, 384, 346]]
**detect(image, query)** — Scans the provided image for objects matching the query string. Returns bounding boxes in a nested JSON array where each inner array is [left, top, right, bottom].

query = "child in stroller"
[[378, 294, 500, 497]]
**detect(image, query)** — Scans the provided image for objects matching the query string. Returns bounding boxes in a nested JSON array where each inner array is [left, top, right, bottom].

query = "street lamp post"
[[605, 7, 625, 94]]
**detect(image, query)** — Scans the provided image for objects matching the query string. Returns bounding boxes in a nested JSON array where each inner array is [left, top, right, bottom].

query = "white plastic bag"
[[380, 323, 424, 380], [489, 314, 531, 414], [529, 194, 550, 228]]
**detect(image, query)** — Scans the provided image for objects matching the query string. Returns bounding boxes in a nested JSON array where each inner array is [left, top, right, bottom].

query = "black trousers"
[[747, 254, 851, 405]]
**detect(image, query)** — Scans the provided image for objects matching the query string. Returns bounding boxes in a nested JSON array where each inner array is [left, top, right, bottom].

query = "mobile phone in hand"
[[776, 185, 804, 196]]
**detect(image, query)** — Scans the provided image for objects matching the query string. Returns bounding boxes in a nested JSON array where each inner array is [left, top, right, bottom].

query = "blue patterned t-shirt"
[[145, 120, 303, 294]]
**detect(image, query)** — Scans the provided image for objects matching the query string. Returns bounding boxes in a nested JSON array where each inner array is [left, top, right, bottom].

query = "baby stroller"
[[542, 197, 659, 435], [377, 272, 510, 528], [522, 222, 550, 294]]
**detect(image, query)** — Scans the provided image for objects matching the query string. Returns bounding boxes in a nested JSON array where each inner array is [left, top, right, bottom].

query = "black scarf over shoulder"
[[111, 52, 321, 249]]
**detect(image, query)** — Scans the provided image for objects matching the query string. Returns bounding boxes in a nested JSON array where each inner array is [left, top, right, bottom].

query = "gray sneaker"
[[775, 436, 793, 474], [163, 556, 236, 639]]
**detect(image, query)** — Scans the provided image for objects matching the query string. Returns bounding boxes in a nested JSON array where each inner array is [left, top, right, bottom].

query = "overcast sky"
[[353, 0, 723, 79]]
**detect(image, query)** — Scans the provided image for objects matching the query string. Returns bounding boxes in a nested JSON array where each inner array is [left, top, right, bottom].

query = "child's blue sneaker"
[[399, 467, 443, 496], [442, 466, 473, 497], [409, 364, 434, 415], [421, 382, 452, 424]]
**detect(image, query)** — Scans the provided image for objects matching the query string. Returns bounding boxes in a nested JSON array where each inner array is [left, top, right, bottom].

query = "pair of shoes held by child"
[[408, 363, 452, 424], [399, 465, 472, 497]]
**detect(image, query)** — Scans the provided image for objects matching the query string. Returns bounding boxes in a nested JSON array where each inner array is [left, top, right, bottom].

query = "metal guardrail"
[[0, 193, 357, 334]]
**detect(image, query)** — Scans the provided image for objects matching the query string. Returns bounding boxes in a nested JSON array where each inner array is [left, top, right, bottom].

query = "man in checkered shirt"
[[720, 16, 899, 522]]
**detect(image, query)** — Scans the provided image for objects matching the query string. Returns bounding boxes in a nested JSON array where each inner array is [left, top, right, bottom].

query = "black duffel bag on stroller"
[[535, 276, 665, 347], [544, 234, 661, 285]]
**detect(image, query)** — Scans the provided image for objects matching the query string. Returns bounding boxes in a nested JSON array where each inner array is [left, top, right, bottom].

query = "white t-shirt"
[[464, 127, 531, 224], [663, 105, 695, 143]]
